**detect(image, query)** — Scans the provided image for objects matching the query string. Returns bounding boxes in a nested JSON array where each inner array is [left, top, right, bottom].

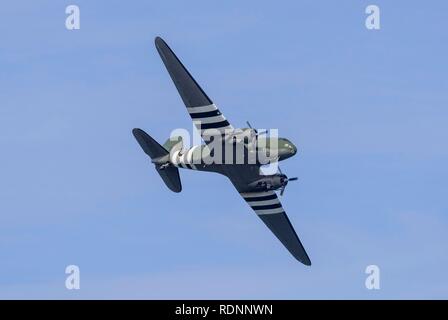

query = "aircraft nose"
[[291, 144, 297, 155], [277, 139, 298, 160], [285, 141, 297, 155]]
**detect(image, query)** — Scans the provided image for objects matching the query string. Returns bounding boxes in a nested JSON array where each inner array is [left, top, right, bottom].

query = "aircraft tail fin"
[[132, 128, 182, 193], [163, 136, 183, 153]]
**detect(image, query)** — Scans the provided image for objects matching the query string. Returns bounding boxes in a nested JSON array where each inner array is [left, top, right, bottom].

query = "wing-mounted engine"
[[248, 173, 298, 195], [225, 121, 268, 146], [248, 174, 284, 191], [224, 128, 254, 144]]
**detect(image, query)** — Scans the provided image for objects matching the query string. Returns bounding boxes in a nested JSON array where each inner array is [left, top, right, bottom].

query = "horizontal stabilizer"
[[155, 165, 182, 193], [132, 128, 168, 160], [132, 128, 182, 193]]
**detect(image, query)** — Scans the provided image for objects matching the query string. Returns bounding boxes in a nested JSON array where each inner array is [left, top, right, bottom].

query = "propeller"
[[246, 121, 268, 136], [278, 166, 298, 196]]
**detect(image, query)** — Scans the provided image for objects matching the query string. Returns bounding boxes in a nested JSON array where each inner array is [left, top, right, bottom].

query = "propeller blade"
[[246, 121, 258, 133], [277, 171, 298, 196], [280, 186, 286, 196], [247, 121, 267, 135]]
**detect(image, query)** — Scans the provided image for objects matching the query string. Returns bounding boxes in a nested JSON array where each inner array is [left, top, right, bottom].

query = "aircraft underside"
[[132, 37, 311, 266]]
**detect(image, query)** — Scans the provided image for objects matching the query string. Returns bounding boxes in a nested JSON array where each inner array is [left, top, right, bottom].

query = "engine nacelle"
[[248, 174, 287, 192]]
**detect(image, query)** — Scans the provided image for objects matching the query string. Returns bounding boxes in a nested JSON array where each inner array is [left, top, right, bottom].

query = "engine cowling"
[[248, 174, 287, 192]]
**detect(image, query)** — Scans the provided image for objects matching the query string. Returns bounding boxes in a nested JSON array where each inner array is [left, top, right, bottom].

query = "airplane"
[[132, 37, 311, 266]]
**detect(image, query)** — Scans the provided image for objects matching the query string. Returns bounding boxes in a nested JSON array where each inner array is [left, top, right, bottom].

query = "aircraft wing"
[[155, 37, 233, 142], [239, 190, 311, 265]]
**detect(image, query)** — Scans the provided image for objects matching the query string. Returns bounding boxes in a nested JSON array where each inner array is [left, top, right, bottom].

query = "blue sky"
[[0, 1, 447, 299]]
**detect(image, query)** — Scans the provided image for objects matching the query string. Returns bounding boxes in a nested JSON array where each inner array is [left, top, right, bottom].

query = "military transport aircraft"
[[132, 37, 311, 265]]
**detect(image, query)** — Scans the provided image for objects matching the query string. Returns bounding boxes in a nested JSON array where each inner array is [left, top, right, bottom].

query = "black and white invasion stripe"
[[170, 147, 199, 170], [187, 104, 233, 137], [240, 191, 284, 215]]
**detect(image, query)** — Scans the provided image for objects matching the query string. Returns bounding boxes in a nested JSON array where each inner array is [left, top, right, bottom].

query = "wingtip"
[[154, 36, 165, 47], [132, 128, 144, 137], [295, 253, 312, 266], [301, 254, 312, 266]]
